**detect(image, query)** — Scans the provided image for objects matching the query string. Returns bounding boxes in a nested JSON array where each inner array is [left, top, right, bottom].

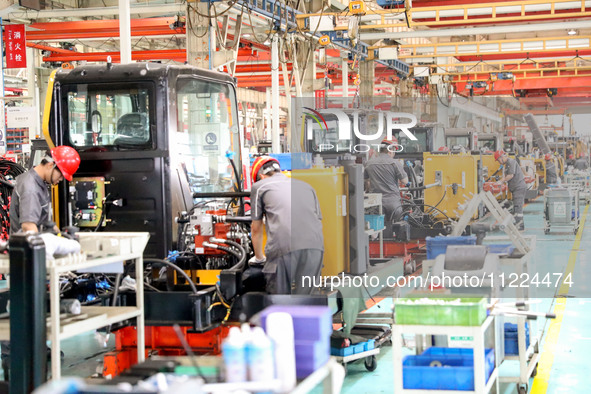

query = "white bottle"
[[265, 312, 296, 392], [222, 326, 247, 382], [247, 327, 275, 383]]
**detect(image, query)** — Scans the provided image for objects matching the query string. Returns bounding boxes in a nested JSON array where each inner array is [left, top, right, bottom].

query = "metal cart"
[[543, 187, 580, 234], [564, 171, 591, 204]]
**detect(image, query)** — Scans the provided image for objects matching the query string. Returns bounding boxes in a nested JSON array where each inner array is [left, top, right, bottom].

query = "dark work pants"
[[264, 249, 324, 295], [511, 187, 526, 223], [383, 194, 403, 238]]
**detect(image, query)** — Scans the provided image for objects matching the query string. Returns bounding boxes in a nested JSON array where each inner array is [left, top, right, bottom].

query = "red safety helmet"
[[50, 145, 80, 181], [381, 137, 398, 146], [438, 146, 450, 152], [494, 150, 505, 161], [251, 156, 280, 184], [544, 153, 552, 161]]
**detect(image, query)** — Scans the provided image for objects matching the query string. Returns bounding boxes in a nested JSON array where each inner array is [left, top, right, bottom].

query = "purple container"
[[295, 338, 330, 378], [260, 305, 332, 342]]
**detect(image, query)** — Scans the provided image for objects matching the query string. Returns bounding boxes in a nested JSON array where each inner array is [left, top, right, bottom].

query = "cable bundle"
[[0, 158, 26, 240]]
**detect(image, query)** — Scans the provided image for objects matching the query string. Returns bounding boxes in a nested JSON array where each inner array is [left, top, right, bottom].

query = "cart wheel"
[[574, 227, 579, 235], [544, 228, 550, 234], [531, 363, 538, 377], [517, 383, 528, 394], [364, 355, 377, 371], [404, 262, 412, 275]]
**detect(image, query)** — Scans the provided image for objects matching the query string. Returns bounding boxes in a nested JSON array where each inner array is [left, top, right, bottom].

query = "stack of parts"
[[260, 305, 332, 378]]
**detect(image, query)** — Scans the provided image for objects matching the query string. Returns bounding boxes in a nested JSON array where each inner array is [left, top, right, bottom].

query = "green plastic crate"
[[395, 297, 487, 326]]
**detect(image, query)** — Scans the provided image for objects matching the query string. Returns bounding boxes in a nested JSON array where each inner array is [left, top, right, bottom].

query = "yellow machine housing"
[[424, 153, 479, 220], [291, 167, 349, 276]]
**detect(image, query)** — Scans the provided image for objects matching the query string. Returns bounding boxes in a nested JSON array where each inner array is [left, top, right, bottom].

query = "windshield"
[[175, 77, 240, 195], [393, 129, 428, 153], [477, 138, 497, 151], [307, 114, 355, 153], [446, 135, 470, 149], [65, 83, 153, 149]]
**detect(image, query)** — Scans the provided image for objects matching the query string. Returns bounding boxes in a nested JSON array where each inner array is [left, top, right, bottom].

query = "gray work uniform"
[[505, 157, 526, 220], [251, 173, 324, 294], [364, 154, 407, 235], [9, 170, 51, 234], [545, 160, 558, 184], [574, 158, 589, 170]]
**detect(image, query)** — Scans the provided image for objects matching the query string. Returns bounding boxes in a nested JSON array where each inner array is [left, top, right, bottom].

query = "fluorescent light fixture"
[[567, 29, 577, 35], [243, 33, 251, 38]]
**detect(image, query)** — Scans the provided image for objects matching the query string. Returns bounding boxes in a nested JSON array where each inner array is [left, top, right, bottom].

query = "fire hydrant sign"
[[4, 25, 26, 69]]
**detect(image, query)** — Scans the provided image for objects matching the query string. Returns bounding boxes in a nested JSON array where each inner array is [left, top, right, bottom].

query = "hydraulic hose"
[[144, 258, 198, 295]]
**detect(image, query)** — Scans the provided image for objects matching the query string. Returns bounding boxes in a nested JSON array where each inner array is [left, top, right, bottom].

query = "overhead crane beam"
[[296, 0, 591, 30], [386, 36, 591, 59]]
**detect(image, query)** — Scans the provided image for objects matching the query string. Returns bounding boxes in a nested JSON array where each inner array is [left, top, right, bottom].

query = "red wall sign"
[[5, 25, 26, 69]]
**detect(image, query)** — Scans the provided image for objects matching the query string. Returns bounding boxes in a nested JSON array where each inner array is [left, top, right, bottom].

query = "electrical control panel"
[[69, 177, 106, 228]]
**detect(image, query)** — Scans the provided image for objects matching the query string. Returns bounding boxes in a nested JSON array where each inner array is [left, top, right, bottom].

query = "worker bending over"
[[544, 153, 558, 185], [250, 156, 324, 295], [495, 150, 526, 231], [10, 146, 80, 234], [364, 138, 409, 238]]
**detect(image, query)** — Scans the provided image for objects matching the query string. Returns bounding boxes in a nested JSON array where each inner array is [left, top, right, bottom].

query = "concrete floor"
[[52, 196, 589, 393], [341, 197, 591, 394]]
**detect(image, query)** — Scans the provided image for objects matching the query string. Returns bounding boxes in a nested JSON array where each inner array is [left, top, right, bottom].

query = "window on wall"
[[175, 77, 241, 196], [64, 83, 153, 149]]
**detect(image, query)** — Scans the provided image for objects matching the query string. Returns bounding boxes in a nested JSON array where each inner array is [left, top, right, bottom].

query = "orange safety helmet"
[[251, 156, 280, 184], [438, 146, 450, 152], [494, 150, 505, 161], [544, 153, 552, 161], [50, 145, 80, 181]]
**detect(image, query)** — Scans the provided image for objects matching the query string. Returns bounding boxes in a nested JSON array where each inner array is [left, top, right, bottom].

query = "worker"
[[574, 154, 589, 170], [364, 138, 409, 238], [495, 150, 526, 230], [544, 153, 558, 184], [9, 145, 81, 234], [3, 145, 80, 379], [249, 156, 324, 295]]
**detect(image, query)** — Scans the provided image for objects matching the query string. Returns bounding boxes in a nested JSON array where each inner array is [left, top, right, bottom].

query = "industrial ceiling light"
[[567, 29, 577, 35]]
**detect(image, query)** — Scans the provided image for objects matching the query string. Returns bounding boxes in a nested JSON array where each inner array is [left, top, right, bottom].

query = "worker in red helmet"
[[249, 156, 324, 294], [364, 138, 409, 238], [495, 150, 526, 230], [544, 152, 558, 184], [10, 145, 81, 234]]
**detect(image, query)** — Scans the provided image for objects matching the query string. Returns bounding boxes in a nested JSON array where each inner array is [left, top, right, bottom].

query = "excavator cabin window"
[[65, 83, 153, 149]]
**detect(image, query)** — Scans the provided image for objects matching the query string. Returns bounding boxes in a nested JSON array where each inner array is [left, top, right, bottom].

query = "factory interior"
[[0, 0, 590, 393]]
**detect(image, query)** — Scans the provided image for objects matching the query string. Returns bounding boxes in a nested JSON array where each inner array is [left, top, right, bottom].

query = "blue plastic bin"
[[504, 322, 530, 355], [426, 235, 477, 259], [330, 339, 375, 357], [403, 347, 495, 391], [365, 215, 385, 231], [486, 244, 515, 255]]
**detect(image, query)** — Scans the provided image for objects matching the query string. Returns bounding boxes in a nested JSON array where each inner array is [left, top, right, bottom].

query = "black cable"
[[172, 324, 210, 383], [144, 258, 198, 294]]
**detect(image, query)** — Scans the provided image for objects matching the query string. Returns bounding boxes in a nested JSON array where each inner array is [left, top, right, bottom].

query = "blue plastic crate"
[[426, 235, 477, 259], [365, 215, 385, 231], [403, 347, 495, 391], [504, 322, 530, 355], [330, 339, 375, 357], [487, 244, 515, 255]]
